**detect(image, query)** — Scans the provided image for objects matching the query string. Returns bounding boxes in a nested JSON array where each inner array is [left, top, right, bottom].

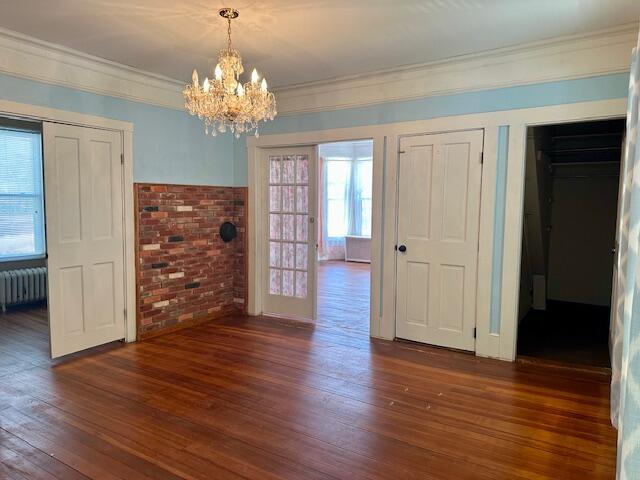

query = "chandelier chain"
[[183, 8, 277, 138]]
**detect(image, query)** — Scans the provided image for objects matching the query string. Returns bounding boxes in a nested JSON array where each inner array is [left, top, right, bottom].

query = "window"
[[321, 140, 373, 238], [326, 160, 350, 237], [0, 127, 45, 261]]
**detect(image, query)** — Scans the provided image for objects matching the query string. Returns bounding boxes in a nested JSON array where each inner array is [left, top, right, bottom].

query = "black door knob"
[[398, 245, 407, 253]]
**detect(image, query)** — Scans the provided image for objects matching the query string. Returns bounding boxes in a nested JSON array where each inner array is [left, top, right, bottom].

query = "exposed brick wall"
[[136, 184, 247, 338]]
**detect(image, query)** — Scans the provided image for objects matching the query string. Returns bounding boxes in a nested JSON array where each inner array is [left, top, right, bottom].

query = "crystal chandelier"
[[183, 8, 277, 138]]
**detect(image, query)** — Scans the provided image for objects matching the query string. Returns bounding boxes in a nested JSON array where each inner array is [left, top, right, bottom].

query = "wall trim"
[[274, 23, 637, 115], [246, 98, 627, 361], [0, 27, 185, 110], [0, 97, 134, 132], [0, 24, 635, 116]]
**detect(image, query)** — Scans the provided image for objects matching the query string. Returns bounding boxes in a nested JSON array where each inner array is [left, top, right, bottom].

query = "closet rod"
[[553, 174, 619, 179], [551, 132, 623, 140], [552, 160, 620, 167], [544, 146, 622, 154]]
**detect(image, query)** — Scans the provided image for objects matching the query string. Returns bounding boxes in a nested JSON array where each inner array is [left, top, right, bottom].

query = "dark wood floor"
[[517, 301, 611, 368], [317, 260, 370, 334], [0, 299, 617, 479]]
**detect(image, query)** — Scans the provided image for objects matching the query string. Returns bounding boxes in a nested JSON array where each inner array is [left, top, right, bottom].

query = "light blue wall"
[[1, 71, 626, 188], [490, 126, 510, 334], [233, 72, 629, 340], [0, 73, 235, 186], [1, 70, 629, 341], [233, 73, 629, 186]]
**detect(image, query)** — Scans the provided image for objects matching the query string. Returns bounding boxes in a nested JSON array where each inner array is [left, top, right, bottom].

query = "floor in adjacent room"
[[517, 300, 611, 368], [0, 299, 617, 478], [317, 260, 370, 334]]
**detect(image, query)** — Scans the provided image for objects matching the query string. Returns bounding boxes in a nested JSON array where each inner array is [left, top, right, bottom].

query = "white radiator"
[[0, 267, 47, 312], [345, 235, 371, 263]]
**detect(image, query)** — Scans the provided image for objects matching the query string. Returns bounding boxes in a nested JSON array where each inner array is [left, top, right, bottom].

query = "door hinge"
[[480, 152, 484, 164], [473, 327, 477, 339], [124, 308, 127, 319], [121, 153, 124, 165], [399, 150, 406, 154]]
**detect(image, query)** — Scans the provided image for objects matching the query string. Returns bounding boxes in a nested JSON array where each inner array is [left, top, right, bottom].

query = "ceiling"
[[0, 1, 638, 89]]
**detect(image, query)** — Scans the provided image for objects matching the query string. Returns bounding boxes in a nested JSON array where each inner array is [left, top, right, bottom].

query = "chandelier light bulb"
[[183, 8, 277, 137]]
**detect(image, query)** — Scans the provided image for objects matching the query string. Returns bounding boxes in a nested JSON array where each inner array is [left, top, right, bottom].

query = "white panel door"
[[395, 130, 483, 351], [262, 147, 316, 320], [43, 122, 125, 358]]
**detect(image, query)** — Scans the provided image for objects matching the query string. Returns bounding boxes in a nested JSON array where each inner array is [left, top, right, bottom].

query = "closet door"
[[262, 147, 317, 320], [43, 123, 126, 358], [395, 129, 484, 351]]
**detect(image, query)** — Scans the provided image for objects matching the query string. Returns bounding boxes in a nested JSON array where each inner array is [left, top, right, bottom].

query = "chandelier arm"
[[184, 7, 276, 138]]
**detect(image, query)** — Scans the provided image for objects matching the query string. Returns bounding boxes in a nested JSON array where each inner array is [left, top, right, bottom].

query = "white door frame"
[[0, 98, 137, 344], [514, 112, 627, 359], [249, 136, 378, 335], [247, 98, 626, 360]]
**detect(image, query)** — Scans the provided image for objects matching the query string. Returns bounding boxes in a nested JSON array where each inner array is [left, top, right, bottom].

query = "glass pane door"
[[263, 147, 316, 320]]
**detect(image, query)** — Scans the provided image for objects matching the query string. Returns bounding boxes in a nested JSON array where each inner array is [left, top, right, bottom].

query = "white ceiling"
[[0, 1, 638, 89]]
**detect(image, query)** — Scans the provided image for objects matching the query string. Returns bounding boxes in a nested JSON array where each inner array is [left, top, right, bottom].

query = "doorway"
[[259, 139, 374, 335], [316, 140, 372, 334], [516, 119, 625, 368], [0, 113, 131, 362], [0, 117, 50, 368]]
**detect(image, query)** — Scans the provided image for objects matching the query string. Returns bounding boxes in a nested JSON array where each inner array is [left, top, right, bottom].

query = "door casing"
[[0, 99, 136, 352], [245, 99, 628, 361]]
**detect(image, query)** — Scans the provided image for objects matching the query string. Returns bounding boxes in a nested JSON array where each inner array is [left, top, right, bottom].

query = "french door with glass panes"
[[262, 147, 316, 320]]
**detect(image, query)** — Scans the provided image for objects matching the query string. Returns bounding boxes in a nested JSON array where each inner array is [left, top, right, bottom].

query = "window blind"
[[0, 128, 45, 261]]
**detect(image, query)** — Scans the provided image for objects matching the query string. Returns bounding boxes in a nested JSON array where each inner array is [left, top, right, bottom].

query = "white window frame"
[[0, 127, 46, 262], [321, 142, 374, 239]]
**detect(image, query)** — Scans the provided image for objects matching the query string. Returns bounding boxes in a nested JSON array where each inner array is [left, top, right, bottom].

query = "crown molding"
[[274, 23, 638, 116], [0, 27, 186, 110], [0, 24, 635, 115]]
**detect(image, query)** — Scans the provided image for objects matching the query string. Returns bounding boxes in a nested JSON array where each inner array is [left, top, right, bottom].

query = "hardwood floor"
[[0, 302, 617, 479], [317, 260, 370, 334], [517, 301, 611, 368], [0, 303, 50, 378]]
